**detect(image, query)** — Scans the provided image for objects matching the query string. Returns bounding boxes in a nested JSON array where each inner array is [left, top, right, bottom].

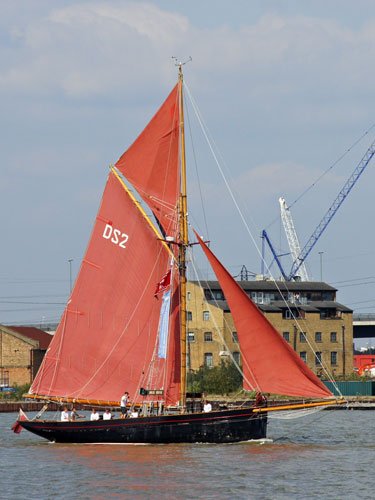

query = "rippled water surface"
[[1, 409, 373, 499]]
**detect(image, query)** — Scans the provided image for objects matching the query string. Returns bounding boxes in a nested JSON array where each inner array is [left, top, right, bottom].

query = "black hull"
[[19, 407, 267, 444]]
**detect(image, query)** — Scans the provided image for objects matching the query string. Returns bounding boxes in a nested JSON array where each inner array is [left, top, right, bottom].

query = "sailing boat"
[[16, 66, 342, 444]]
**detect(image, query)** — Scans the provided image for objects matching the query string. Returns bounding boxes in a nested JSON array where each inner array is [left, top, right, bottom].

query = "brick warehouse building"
[[186, 280, 353, 378], [0, 325, 52, 387]]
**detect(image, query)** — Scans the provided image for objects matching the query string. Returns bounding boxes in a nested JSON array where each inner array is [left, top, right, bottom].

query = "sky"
[[1, 0, 375, 347]]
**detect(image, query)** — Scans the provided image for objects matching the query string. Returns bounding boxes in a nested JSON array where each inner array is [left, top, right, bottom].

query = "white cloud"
[[0, 1, 189, 97], [2, 3, 375, 105]]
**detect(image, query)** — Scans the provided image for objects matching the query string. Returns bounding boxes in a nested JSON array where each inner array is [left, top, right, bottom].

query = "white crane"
[[279, 197, 310, 281]]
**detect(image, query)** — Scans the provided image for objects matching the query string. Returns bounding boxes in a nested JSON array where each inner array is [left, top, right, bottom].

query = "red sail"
[[31, 172, 180, 406], [115, 85, 180, 236], [195, 232, 332, 399]]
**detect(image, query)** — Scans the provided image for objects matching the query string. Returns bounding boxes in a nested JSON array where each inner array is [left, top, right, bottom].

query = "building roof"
[[205, 299, 352, 314], [7, 326, 53, 349], [192, 280, 337, 292]]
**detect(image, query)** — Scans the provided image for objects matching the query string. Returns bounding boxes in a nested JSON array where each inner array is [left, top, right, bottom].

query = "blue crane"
[[261, 229, 288, 280], [262, 136, 375, 281]]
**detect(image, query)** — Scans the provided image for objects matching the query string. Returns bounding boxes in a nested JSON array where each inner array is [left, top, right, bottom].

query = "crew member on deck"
[[120, 391, 129, 419], [70, 407, 85, 421], [103, 408, 112, 420], [254, 392, 267, 407], [90, 408, 100, 421], [61, 407, 70, 422], [203, 400, 212, 412]]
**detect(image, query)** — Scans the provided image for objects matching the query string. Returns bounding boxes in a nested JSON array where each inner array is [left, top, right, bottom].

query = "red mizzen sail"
[[195, 232, 332, 399], [31, 172, 180, 405], [115, 85, 180, 236]]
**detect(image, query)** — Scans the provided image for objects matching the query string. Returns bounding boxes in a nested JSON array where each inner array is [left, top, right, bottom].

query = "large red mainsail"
[[115, 85, 180, 236], [31, 172, 180, 405], [195, 232, 332, 399]]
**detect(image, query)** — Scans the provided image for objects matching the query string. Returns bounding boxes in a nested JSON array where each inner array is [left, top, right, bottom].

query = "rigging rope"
[[271, 404, 345, 442], [263, 123, 375, 232], [288, 123, 375, 210], [184, 82, 342, 398], [187, 241, 262, 395], [184, 89, 210, 241]]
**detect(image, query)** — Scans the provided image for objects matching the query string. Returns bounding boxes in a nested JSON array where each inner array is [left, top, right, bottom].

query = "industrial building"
[[186, 280, 353, 379], [0, 325, 52, 387]]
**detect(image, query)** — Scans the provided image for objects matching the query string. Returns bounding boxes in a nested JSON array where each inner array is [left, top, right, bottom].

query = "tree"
[[187, 360, 243, 395]]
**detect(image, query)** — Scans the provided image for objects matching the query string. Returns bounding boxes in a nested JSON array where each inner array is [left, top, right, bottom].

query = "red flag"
[[11, 421, 22, 434], [11, 409, 27, 434], [154, 269, 171, 297]]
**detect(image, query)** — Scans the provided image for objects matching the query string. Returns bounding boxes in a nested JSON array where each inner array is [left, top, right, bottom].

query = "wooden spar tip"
[[172, 56, 192, 69], [252, 398, 347, 413]]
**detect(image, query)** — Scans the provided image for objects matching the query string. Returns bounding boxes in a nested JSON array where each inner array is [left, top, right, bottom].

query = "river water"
[[1, 409, 373, 499]]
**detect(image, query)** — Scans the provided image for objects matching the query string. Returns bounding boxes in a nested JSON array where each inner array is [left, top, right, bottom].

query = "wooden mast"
[[179, 64, 188, 407]]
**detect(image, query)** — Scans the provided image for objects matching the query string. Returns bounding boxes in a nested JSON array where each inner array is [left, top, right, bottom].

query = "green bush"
[[335, 372, 372, 381], [0, 383, 31, 401], [187, 360, 243, 395]]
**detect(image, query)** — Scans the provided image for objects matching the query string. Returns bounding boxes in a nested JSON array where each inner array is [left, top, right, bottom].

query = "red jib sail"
[[115, 85, 180, 236], [195, 232, 332, 399], [31, 172, 180, 405]]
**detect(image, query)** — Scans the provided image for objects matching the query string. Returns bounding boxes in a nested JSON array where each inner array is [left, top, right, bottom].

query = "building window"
[[233, 351, 240, 364], [232, 332, 239, 343], [283, 309, 303, 319], [330, 332, 337, 342], [251, 292, 257, 303], [204, 353, 213, 367], [331, 351, 338, 366], [315, 332, 322, 343], [204, 332, 212, 342], [203, 310, 210, 321], [188, 332, 195, 343], [187, 291, 191, 301], [283, 332, 290, 342], [187, 311, 192, 321], [300, 351, 307, 363], [299, 332, 307, 343], [205, 290, 224, 301], [315, 352, 322, 366]]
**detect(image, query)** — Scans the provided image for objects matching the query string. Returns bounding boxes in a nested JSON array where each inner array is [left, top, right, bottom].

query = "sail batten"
[[195, 232, 332, 399]]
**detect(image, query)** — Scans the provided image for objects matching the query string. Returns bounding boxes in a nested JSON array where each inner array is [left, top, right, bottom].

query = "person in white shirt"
[[61, 407, 70, 422], [103, 408, 112, 420], [90, 408, 100, 421], [120, 391, 129, 419], [203, 400, 212, 413]]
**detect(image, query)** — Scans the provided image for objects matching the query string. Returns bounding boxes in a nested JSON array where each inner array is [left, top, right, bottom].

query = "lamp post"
[[318, 252, 324, 281], [68, 259, 73, 294]]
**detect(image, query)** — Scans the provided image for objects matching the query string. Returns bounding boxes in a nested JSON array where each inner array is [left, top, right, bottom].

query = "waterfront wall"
[[323, 380, 375, 396]]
